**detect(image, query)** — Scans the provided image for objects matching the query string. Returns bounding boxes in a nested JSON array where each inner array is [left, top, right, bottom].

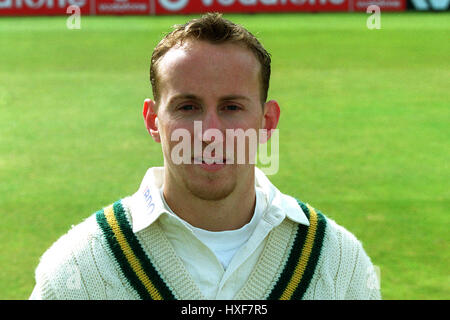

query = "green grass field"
[[0, 13, 449, 300]]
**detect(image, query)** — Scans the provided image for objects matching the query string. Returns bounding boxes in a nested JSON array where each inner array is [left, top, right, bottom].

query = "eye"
[[178, 104, 197, 111], [224, 105, 241, 111]]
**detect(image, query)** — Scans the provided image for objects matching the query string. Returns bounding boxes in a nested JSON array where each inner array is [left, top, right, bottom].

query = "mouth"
[[192, 157, 229, 172]]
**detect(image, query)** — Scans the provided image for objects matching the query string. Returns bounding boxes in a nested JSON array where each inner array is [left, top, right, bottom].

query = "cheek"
[[160, 120, 195, 150], [228, 114, 264, 132]]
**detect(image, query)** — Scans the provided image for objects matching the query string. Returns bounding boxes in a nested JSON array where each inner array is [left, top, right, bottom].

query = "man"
[[30, 13, 381, 300]]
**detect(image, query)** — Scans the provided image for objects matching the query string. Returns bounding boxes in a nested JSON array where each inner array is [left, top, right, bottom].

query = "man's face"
[[152, 40, 266, 201]]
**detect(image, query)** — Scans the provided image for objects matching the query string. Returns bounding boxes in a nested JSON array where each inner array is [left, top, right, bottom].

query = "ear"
[[260, 100, 280, 143], [143, 99, 161, 143]]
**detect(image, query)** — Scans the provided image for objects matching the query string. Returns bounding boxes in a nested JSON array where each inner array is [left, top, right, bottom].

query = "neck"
[[162, 168, 256, 231]]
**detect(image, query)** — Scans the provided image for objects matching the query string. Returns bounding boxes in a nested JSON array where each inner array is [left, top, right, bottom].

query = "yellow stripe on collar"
[[103, 204, 163, 300], [279, 204, 319, 300]]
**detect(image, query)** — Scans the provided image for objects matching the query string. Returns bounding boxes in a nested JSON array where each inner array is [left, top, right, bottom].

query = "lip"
[[192, 157, 229, 172]]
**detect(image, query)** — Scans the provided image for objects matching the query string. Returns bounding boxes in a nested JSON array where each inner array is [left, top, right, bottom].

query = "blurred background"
[[0, 0, 449, 300]]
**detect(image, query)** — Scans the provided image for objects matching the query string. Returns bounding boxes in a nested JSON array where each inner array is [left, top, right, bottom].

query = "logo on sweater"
[[65, 264, 81, 291], [143, 187, 155, 214]]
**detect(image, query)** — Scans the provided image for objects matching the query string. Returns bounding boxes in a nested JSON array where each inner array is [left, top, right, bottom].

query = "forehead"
[[156, 40, 261, 101]]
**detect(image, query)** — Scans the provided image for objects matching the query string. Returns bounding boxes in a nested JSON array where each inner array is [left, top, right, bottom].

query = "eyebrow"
[[168, 94, 200, 105], [220, 95, 251, 102], [168, 93, 250, 105]]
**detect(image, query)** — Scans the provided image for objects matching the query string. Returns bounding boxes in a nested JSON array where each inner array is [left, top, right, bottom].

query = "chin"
[[184, 165, 236, 201], [187, 182, 235, 201]]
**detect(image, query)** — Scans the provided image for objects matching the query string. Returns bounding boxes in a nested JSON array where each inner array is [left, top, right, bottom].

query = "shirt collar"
[[127, 167, 168, 233], [254, 167, 310, 227], [127, 166, 309, 233]]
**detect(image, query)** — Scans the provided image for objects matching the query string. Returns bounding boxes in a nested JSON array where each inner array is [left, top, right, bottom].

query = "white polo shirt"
[[159, 186, 266, 270]]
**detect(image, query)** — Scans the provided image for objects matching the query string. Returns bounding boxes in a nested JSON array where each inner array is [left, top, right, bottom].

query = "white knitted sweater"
[[30, 198, 381, 300]]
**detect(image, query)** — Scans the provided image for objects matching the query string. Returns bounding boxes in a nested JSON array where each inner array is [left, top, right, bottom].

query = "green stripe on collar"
[[96, 200, 176, 300], [267, 199, 327, 300]]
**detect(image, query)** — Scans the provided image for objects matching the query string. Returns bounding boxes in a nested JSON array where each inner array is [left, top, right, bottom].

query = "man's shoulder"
[[296, 203, 381, 299], [36, 208, 104, 276], [292, 200, 361, 251], [37, 198, 135, 268], [281, 198, 366, 272], [31, 197, 151, 300], [31, 198, 141, 299], [305, 204, 366, 261], [322, 214, 360, 249], [33, 199, 135, 299], [292, 200, 373, 272]]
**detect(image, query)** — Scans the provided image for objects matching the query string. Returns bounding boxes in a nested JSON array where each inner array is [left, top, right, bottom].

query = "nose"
[[195, 108, 224, 144], [202, 108, 222, 132]]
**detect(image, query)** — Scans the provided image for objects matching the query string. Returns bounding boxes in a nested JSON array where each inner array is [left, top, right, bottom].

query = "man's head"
[[150, 12, 271, 105], [143, 13, 280, 202]]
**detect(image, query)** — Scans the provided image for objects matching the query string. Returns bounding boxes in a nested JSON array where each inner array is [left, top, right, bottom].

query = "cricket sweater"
[[30, 167, 381, 300]]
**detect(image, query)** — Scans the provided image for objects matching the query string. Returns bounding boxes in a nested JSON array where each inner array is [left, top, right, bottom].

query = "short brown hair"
[[150, 12, 271, 104]]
